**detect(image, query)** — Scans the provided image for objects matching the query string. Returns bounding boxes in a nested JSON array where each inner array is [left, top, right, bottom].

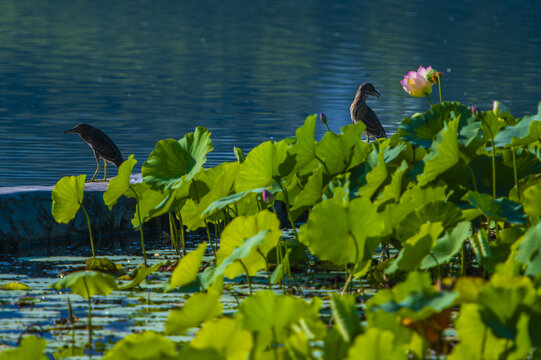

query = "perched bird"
[[64, 123, 124, 182], [350, 83, 387, 142]]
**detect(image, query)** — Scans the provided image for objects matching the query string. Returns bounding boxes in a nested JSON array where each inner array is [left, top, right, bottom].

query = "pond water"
[[1, 0, 541, 186]]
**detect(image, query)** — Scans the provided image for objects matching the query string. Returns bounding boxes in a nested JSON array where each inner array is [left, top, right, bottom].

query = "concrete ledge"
[[0, 174, 163, 254]]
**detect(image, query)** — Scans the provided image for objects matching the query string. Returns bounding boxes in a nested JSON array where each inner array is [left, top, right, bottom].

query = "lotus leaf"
[[165, 290, 222, 335], [103, 154, 137, 210], [165, 241, 207, 292], [51, 271, 117, 298], [102, 331, 178, 360], [0, 336, 47, 360], [51, 174, 86, 223], [190, 318, 252, 360]]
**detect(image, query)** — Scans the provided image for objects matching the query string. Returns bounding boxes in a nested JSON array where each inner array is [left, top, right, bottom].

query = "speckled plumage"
[[350, 83, 386, 141], [64, 123, 123, 181]]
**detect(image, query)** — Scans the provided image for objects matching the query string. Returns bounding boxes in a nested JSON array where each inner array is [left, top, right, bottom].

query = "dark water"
[[1, 0, 540, 186]]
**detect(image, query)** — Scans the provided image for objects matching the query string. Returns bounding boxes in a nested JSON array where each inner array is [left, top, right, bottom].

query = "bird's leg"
[[103, 160, 108, 181], [91, 154, 101, 182]]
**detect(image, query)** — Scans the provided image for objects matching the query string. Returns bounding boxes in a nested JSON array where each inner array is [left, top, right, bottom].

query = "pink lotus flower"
[[400, 66, 434, 97], [262, 189, 274, 204]]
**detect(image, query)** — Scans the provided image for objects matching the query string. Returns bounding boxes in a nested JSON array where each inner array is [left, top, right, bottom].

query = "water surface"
[[1, 0, 540, 186]]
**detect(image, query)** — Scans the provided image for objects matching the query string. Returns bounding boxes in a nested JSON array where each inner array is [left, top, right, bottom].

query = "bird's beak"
[[373, 89, 381, 97], [64, 128, 76, 134]]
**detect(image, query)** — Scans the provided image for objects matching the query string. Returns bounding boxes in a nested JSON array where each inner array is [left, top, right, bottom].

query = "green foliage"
[[494, 102, 541, 147], [189, 318, 253, 359], [165, 290, 222, 335], [102, 331, 178, 360], [142, 127, 214, 190], [1, 282, 30, 291], [118, 262, 163, 290], [103, 154, 138, 209], [51, 271, 118, 298], [0, 336, 47, 360], [51, 174, 86, 223], [165, 242, 207, 292]]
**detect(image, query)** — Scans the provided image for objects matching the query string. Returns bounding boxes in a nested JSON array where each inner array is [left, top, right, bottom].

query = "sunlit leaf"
[[1, 282, 30, 291], [300, 196, 383, 265], [417, 118, 460, 186], [203, 188, 266, 218], [103, 154, 137, 210], [165, 242, 207, 292], [102, 331, 177, 360], [238, 290, 322, 343], [357, 144, 388, 199], [190, 318, 252, 360], [118, 262, 163, 290], [420, 221, 471, 269], [51, 271, 117, 299], [522, 182, 541, 217], [0, 336, 47, 360], [51, 175, 85, 223], [291, 114, 317, 169], [165, 290, 222, 335], [216, 210, 281, 278], [515, 222, 541, 276], [142, 127, 213, 190], [235, 140, 294, 192], [330, 294, 362, 343], [346, 328, 405, 360]]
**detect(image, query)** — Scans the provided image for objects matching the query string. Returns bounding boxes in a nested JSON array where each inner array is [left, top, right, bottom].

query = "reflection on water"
[[1, 0, 540, 186]]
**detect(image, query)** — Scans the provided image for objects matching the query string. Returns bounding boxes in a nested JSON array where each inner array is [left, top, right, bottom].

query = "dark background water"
[[1, 0, 540, 186]]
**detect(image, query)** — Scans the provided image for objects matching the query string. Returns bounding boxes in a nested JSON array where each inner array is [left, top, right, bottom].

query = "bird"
[[64, 123, 124, 182], [350, 82, 387, 142]]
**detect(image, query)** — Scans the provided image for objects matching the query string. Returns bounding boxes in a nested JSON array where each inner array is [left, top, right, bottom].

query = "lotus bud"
[[320, 112, 327, 125], [400, 66, 433, 97], [471, 105, 478, 116], [262, 189, 274, 204]]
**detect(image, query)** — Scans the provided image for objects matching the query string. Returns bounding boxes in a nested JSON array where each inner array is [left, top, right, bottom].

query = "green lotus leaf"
[[216, 210, 281, 278], [367, 272, 458, 321], [235, 140, 295, 192], [515, 222, 541, 276], [190, 318, 252, 359], [330, 294, 362, 343], [118, 262, 163, 290], [185, 162, 239, 225], [299, 196, 383, 265], [165, 242, 207, 292], [417, 117, 460, 186], [130, 182, 167, 228], [51, 174, 86, 223], [375, 160, 408, 206], [165, 290, 222, 335], [51, 271, 117, 299], [315, 123, 367, 175], [522, 182, 541, 217], [420, 221, 471, 269], [477, 275, 540, 343], [397, 201, 463, 242], [357, 145, 388, 199], [291, 114, 317, 169], [346, 328, 406, 360], [494, 102, 541, 147], [142, 127, 213, 190], [386, 222, 443, 274], [449, 304, 510, 360], [291, 167, 325, 212], [467, 191, 526, 224], [203, 188, 266, 219], [398, 101, 477, 149], [103, 154, 137, 210], [1, 282, 30, 291], [0, 335, 47, 360], [102, 331, 178, 360], [237, 290, 322, 342]]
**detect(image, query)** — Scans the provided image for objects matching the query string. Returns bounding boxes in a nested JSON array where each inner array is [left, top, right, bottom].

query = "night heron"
[[64, 123, 124, 182], [350, 83, 387, 142]]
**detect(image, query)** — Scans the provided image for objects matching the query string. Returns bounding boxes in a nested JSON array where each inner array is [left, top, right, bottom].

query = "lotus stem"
[[323, 122, 331, 133], [177, 210, 186, 256], [425, 94, 433, 106], [512, 146, 520, 202], [168, 212, 180, 256], [479, 116, 497, 199], [80, 205, 95, 258], [277, 182, 299, 242], [130, 187, 147, 266], [237, 259, 252, 294], [314, 154, 331, 175], [83, 279, 92, 359]]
